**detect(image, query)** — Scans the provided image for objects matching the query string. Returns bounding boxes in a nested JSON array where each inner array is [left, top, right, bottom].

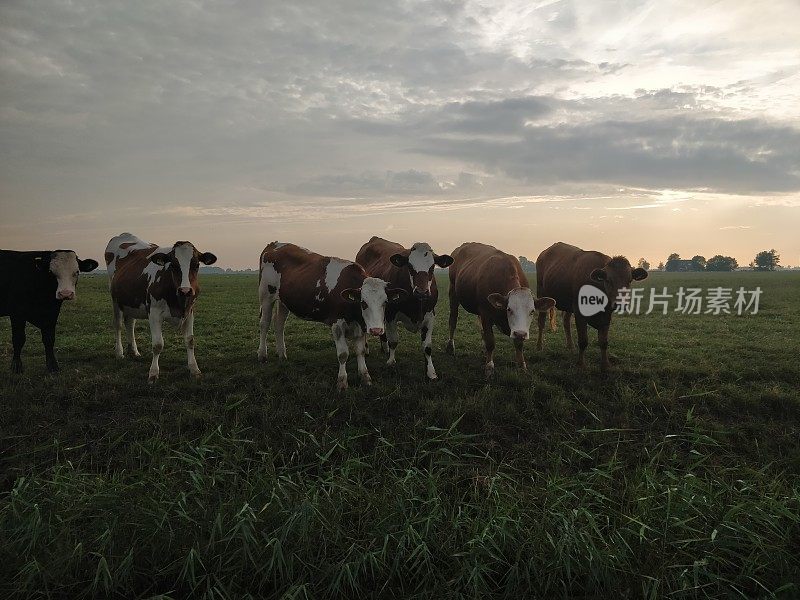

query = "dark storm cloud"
[[1, 0, 800, 222]]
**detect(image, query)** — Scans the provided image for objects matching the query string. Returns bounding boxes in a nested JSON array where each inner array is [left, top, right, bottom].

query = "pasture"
[[1, 272, 799, 599]]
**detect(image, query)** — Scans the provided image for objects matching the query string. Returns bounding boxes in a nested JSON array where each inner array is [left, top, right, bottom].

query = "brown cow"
[[535, 242, 648, 371], [446, 242, 555, 377], [257, 242, 407, 390], [106, 233, 217, 383], [355, 237, 453, 380]]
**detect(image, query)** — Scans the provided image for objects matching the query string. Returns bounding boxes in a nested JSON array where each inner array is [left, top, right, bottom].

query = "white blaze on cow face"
[[49, 251, 80, 300], [407, 243, 435, 295], [174, 243, 195, 295], [488, 288, 553, 341], [358, 277, 390, 336]]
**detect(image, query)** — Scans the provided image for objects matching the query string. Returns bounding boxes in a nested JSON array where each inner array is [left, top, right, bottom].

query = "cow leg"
[[421, 311, 437, 380], [183, 311, 201, 378], [575, 314, 588, 369], [353, 328, 371, 386], [41, 326, 59, 373], [125, 316, 141, 357], [10, 317, 26, 374], [148, 312, 164, 383], [113, 303, 124, 358], [514, 338, 527, 372], [272, 301, 289, 360], [257, 292, 276, 363], [380, 332, 389, 355], [480, 316, 496, 378], [563, 311, 574, 350], [385, 319, 399, 366], [598, 325, 611, 372], [536, 310, 547, 351], [331, 320, 349, 391], [446, 285, 458, 355]]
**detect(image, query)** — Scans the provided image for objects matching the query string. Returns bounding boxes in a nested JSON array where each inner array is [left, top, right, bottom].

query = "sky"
[[2, 0, 799, 269]]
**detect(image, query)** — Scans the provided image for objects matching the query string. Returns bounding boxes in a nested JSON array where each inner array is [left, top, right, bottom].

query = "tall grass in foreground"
[[2, 415, 798, 599]]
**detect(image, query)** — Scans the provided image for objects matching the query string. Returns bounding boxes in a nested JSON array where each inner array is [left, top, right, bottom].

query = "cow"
[[0, 250, 99, 373], [446, 242, 555, 377], [105, 233, 217, 383], [535, 242, 648, 372], [258, 242, 407, 390], [355, 237, 453, 380]]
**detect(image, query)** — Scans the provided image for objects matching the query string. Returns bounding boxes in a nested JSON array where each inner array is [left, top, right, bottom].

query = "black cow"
[[0, 250, 99, 373]]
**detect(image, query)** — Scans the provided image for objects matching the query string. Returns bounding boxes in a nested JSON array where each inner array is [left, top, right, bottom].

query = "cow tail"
[[548, 307, 557, 332]]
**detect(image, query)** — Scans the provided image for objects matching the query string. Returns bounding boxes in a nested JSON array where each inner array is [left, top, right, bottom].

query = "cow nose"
[[57, 290, 75, 300], [369, 327, 384, 337], [511, 330, 528, 341], [178, 287, 193, 296]]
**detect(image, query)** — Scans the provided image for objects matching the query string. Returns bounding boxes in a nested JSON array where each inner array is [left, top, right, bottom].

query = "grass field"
[[1, 272, 799, 599]]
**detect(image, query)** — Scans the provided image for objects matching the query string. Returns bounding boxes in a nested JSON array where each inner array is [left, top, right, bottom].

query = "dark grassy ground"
[[1, 272, 799, 599]]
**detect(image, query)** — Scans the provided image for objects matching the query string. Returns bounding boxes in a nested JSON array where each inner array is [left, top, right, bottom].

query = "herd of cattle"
[[1, 233, 648, 388]]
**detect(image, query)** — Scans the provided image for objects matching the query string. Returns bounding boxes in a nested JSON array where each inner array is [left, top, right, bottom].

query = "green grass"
[[1, 272, 799, 599]]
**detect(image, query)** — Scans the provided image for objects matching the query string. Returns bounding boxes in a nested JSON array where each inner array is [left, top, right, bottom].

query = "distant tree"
[[518, 256, 536, 272], [657, 261, 665, 271], [706, 255, 738, 271], [753, 249, 780, 271], [637, 258, 650, 271], [691, 255, 707, 271], [667, 253, 681, 262]]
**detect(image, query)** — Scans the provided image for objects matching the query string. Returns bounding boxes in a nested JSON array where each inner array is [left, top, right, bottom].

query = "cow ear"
[[632, 267, 648, 281], [534, 296, 556, 312], [434, 254, 454, 268], [590, 268, 607, 282], [341, 288, 361, 302], [387, 288, 408, 303], [150, 253, 169, 266], [487, 293, 507, 309], [199, 252, 217, 265], [390, 253, 409, 267], [78, 258, 99, 272]]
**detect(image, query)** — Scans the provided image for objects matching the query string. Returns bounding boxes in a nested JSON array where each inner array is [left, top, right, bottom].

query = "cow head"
[[149, 242, 217, 300], [590, 256, 648, 310], [488, 288, 556, 341], [389, 242, 454, 299], [35, 250, 99, 300], [341, 277, 408, 337]]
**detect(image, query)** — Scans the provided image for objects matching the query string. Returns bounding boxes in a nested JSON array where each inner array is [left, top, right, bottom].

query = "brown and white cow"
[[258, 242, 407, 390], [446, 242, 555, 377], [535, 242, 648, 371], [355, 237, 453, 380], [105, 233, 217, 383]]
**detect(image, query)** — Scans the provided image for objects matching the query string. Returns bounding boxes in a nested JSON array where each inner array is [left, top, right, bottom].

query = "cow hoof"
[[11, 361, 23, 374], [484, 366, 495, 379], [148, 374, 159, 384], [257, 354, 267, 364], [386, 358, 396, 367], [129, 350, 141, 358], [191, 371, 203, 379], [361, 374, 372, 386], [47, 364, 60, 374], [445, 340, 454, 355], [336, 378, 348, 391], [427, 373, 438, 381], [278, 352, 288, 360]]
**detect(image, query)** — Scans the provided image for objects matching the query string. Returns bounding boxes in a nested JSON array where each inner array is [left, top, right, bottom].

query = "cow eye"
[[360, 301, 368, 310]]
